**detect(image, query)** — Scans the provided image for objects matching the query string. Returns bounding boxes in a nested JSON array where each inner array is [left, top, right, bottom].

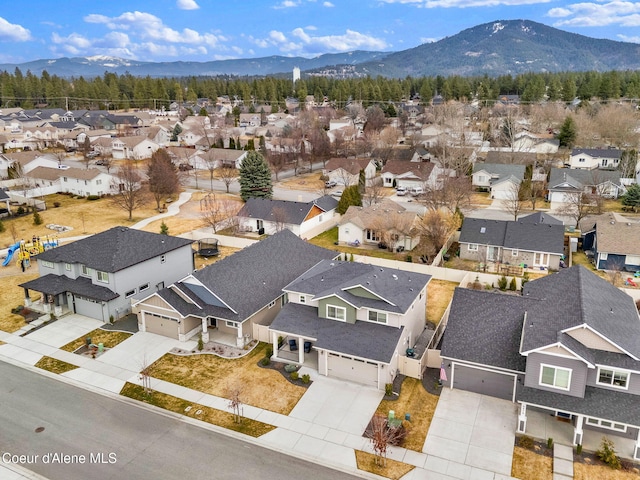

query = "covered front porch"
[[516, 385, 640, 460]]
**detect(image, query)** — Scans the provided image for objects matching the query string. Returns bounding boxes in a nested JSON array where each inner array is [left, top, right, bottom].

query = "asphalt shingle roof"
[[571, 148, 622, 159], [19, 274, 118, 302], [548, 168, 622, 190], [270, 303, 403, 363], [581, 212, 640, 256], [519, 212, 564, 225], [236, 196, 337, 226], [35, 227, 193, 273], [472, 163, 526, 180], [440, 288, 529, 372]]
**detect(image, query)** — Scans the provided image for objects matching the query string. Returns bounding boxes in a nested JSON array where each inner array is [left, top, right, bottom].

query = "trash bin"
[[405, 413, 411, 422], [98, 343, 104, 353], [388, 410, 395, 420], [85, 337, 91, 346]]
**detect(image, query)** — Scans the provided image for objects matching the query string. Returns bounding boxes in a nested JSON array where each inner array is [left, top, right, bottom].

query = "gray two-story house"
[[441, 266, 640, 459], [269, 260, 431, 390], [19, 227, 194, 322]]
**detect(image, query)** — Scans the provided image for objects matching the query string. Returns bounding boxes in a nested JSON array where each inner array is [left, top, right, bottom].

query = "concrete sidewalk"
[[0, 322, 519, 480], [0, 463, 51, 480]]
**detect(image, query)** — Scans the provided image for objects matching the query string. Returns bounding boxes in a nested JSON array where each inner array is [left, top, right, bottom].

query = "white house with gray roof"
[[133, 230, 337, 343], [269, 260, 431, 390], [441, 266, 640, 460], [472, 163, 526, 200], [19, 227, 194, 322], [569, 148, 622, 170], [458, 214, 565, 270], [548, 168, 625, 209], [236, 196, 338, 238]]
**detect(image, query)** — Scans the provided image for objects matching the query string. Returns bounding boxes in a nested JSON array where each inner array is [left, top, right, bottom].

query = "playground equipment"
[[1, 235, 59, 267], [196, 238, 219, 257]]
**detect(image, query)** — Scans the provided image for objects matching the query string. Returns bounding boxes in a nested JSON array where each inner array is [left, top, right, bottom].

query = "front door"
[[208, 317, 217, 327], [487, 246, 498, 262], [257, 219, 263, 231]]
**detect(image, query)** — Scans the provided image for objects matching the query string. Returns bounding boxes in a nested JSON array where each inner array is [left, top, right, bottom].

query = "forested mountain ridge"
[[1, 20, 639, 79]]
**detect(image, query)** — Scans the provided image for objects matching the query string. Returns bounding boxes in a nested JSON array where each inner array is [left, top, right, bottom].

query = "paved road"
[[0, 362, 361, 480]]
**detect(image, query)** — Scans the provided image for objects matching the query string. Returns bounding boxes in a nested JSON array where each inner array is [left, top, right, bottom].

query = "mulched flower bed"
[[257, 359, 312, 388]]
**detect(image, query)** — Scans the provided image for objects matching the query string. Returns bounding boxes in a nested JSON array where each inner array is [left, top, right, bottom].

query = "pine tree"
[[621, 184, 640, 210], [239, 151, 273, 201], [337, 185, 362, 214], [557, 116, 577, 148]]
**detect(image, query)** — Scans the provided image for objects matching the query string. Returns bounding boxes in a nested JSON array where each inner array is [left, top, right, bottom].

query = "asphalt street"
[[0, 362, 361, 480]]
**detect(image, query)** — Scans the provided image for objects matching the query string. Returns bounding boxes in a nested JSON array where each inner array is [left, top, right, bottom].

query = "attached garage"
[[327, 352, 379, 387], [452, 363, 516, 401], [143, 311, 179, 339], [73, 295, 103, 319]]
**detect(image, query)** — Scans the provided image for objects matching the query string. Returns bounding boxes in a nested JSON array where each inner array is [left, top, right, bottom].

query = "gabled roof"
[[325, 157, 374, 175], [19, 274, 118, 302], [381, 160, 435, 180], [441, 288, 529, 372], [548, 168, 622, 190], [28, 166, 107, 182], [35, 226, 193, 273], [472, 163, 526, 179], [459, 217, 564, 254], [338, 199, 416, 233], [484, 151, 537, 165], [521, 266, 640, 359], [283, 259, 431, 315], [519, 212, 564, 226], [182, 230, 337, 321], [236, 196, 337, 226], [571, 148, 622, 159], [579, 212, 640, 256]]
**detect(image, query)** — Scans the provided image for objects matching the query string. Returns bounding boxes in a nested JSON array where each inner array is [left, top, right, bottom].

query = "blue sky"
[[0, 0, 637, 63]]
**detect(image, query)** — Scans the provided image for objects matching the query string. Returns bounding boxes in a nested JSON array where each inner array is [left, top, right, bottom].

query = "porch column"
[[201, 318, 209, 343], [54, 294, 62, 316], [634, 429, 640, 461], [271, 332, 278, 359], [298, 337, 304, 364], [236, 325, 244, 347], [517, 403, 527, 434], [23, 288, 32, 307], [573, 415, 584, 446]]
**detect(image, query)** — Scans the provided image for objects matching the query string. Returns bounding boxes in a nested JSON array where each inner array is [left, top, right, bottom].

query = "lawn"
[[0, 271, 39, 333], [34, 356, 78, 374], [427, 279, 458, 326], [0, 192, 160, 249], [60, 328, 132, 352], [511, 447, 552, 480], [194, 246, 239, 269], [355, 450, 414, 480], [309, 227, 410, 261], [278, 172, 325, 191], [149, 343, 307, 415], [375, 377, 439, 452], [571, 252, 607, 279], [120, 382, 275, 437], [574, 463, 640, 480]]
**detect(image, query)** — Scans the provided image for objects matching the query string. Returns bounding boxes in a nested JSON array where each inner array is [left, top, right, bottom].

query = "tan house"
[[323, 157, 377, 187]]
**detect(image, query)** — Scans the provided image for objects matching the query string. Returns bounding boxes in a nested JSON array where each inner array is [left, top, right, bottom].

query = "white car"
[[331, 190, 343, 198], [396, 186, 407, 196], [325, 180, 337, 188]]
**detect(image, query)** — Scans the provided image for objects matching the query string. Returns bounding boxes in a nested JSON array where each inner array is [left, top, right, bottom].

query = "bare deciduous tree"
[[218, 167, 238, 193], [501, 182, 527, 221], [416, 209, 461, 263], [110, 162, 147, 221], [271, 206, 289, 233], [363, 177, 385, 206], [367, 208, 416, 252], [227, 382, 244, 424], [200, 194, 241, 233], [421, 176, 472, 214], [147, 149, 179, 210], [366, 414, 407, 467], [557, 192, 599, 226]]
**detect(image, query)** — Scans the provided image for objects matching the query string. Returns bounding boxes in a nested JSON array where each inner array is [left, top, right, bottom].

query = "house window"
[[327, 304, 346, 321], [512, 249, 519, 257], [539, 364, 571, 390], [41, 260, 54, 268], [468, 244, 478, 251], [125, 289, 136, 298], [96, 179, 102, 185], [318, 214, 323, 222], [160, 255, 166, 264], [579, 158, 585, 163], [81, 265, 92, 276], [299, 295, 306, 304], [268, 300, 276, 308], [533, 252, 549, 266], [477, 175, 487, 183], [139, 283, 149, 292], [65, 263, 71, 271], [586, 417, 626, 432], [368, 310, 387, 324], [96, 271, 109, 283], [626, 255, 640, 265], [365, 229, 380, 242], [602, 159, 608, 167], [63, 177, 68, 182], [226, 320, 239, 328], [597, 367, 629, 389]]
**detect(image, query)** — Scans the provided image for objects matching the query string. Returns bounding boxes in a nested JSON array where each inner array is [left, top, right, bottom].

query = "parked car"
[[179, 163, 194, 171], [331, 190, 343, 198], [409, 186, 424, 197], [86, 151, 99, 159], [325, 180, 337, 188], [396, 186, 407, 196]]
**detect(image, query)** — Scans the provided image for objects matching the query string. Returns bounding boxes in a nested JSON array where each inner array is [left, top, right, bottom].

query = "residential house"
[[441, 266, 640, 460], [381, 160, 436, 189], [472, 163, 526, 200], [548, 168, 625, 208], [270, 260, 431, 389], [58, 168, 114, 197], [569, 148, 622, 170], [338, 199, 420, 252], [19, 227, 194, 322], [111, 136, 160, 160], [3, 152, 62, 175], [0, 188, 10, 216], [458, 214, 565, 270], [580, 212, 640, 272], [236, 196, 338, 238], [133, 230, 337, 343], [511, 132, 559, 154], [484, 151, 538, 166], [190, 149, 247, 170], [323, 158, 377, 187]]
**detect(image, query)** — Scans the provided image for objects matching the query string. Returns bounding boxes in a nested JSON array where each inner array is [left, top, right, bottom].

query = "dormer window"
[[539, 364, 571, 391]]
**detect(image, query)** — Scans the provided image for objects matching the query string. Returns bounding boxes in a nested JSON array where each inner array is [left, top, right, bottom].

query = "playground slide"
[[2, 242, 21, 267]]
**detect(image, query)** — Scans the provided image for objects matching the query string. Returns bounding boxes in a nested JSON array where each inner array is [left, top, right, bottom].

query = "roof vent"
[[480, 227, 486, 234], [392, 274, 398, 280]]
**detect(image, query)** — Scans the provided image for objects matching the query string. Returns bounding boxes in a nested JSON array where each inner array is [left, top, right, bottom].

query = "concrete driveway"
[[422, 388, 518, 478], [24, 314, 103, 348]]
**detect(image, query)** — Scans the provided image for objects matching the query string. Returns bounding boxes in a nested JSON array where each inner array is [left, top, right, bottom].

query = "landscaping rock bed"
[[257, 360, 312, 388], [170, 340, 258, 359]]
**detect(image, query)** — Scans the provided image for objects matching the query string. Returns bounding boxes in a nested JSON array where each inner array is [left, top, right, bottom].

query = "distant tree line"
[[1, 68, 640, 110]]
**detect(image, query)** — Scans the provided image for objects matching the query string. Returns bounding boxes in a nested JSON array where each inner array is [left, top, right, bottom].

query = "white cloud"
[[380, 0, 550, 6], [547, 1, 640, 27], [618, 34, 640, 42], [420, 37, 439, 43], [176, 0, 200, 10], [323, 2, 335, 6], [0, 16, 32, 42], [273, 0, 301, 8]]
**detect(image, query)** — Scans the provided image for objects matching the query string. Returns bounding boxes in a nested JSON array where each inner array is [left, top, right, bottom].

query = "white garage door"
[[327, 353, 378, 387], [144, 312, 179, 339]]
